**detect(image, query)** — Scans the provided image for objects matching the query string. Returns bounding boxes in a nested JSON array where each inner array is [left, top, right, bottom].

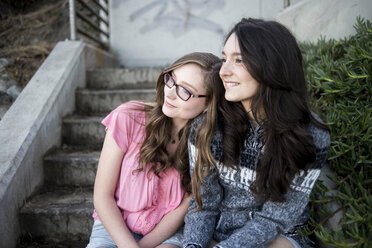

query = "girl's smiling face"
[[219, 33, 260, 112], [162, 63, 207, 126]]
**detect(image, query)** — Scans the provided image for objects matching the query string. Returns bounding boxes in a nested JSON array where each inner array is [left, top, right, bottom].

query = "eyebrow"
[[172, 72, 199, 92], [222, 51, 242, 56]]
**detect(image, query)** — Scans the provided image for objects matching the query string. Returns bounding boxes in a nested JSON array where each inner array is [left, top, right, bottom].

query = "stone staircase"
[[18, 68, 161, 247]]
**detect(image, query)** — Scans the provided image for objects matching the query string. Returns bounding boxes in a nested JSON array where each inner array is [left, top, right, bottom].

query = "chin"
[[161, 105, 170, 116], [162, 108, 176, 119], [224, 93, 239, 102]]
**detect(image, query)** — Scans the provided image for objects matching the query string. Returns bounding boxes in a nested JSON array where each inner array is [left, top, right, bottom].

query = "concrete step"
[[18, 67, 163, 247], [86, 68, 161, 89], [19, 187, 94, 244], [18, 239, 86, 248], [62, 115, 105, 149], [75, 88, 156, 115], [44, 150, 100, 187]]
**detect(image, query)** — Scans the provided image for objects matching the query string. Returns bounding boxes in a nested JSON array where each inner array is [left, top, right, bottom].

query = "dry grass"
[[0, 42, 54, 87], [0, 0, 69, 87]]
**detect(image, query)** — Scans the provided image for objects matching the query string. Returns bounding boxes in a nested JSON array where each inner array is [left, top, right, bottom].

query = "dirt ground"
[[0, 0, 70, 88]]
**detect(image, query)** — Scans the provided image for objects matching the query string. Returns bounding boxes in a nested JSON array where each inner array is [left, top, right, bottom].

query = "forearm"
[[183, 199, 218, 248], [93, 130, 139, 248], [183, 171, 222, 248], [214, 220, 276, 248], [94, 194, 139, 248], [216, 190, 312, 248], [138, 195, 191, 248]]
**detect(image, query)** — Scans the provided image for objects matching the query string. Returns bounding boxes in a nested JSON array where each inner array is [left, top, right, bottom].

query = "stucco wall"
[[110, 0, 285, 67], [110, 0, 371, 68], [276, 0, 372, 42]]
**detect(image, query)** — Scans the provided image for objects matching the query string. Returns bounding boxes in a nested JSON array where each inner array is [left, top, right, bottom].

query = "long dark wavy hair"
[[193, 18, 329, 207], [137, 52, 222, 194]]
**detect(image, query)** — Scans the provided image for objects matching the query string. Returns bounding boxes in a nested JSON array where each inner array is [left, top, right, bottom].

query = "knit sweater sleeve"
[[183, 115, 223, 248], [215, 125, 330, 248], [183, 167, 222, 248]]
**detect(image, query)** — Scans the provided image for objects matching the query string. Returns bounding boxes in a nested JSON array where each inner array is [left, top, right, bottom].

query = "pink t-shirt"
[[93, 101, 185, 235]]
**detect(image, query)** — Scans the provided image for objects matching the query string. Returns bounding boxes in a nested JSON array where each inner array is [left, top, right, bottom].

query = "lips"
[[224, 81, 240, 88], [164, 100, 176, 108]]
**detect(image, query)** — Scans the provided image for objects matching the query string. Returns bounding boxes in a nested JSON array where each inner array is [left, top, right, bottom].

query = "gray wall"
[[110, 0, 285, 67], [276, 0, 372, 42], [110, 0, 371, 68]]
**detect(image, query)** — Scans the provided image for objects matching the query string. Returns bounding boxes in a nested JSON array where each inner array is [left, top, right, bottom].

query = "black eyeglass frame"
[[163, 73, 207, 101]]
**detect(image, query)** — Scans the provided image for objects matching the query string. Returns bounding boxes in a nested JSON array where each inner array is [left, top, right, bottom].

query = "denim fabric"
[[86, 220, 183, 248], [281, 235, 302, 248]]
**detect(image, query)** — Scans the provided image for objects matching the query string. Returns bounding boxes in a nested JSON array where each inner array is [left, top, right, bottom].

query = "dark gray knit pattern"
[[183, 114, 330, 248]]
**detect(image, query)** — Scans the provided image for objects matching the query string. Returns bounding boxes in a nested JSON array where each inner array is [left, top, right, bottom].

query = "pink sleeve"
[[101, 104, 135, 152]]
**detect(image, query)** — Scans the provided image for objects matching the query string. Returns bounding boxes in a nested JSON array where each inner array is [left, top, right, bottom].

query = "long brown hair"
[[191, 62, 225, 204], [193, 18, 329, 208], [138, 52, 221, 193]]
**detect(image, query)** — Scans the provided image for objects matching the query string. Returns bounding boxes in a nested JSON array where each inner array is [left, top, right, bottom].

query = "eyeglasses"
[[163, 73, 207, 101]]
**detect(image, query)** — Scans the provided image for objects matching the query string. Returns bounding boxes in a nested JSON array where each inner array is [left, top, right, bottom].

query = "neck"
[[242, 100, 263, 126], [242, 101, 254, 119], [169, 118, 186, 144], [171, 118, 187, 134]]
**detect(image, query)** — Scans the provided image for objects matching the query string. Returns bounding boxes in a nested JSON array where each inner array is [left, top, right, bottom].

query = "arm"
[[215, 188, 311, 248], [215, 130, 331, 248], [183, 143, 223, 248], [183, 173, 222, 248], [138, 194, 192, 248], [183, 116, 224, 248], [93, 130, 140, 248]]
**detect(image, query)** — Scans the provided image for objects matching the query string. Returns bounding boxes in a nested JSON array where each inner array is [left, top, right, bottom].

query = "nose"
[[219, 60, 232, 78], [164, 84, 177, 99]]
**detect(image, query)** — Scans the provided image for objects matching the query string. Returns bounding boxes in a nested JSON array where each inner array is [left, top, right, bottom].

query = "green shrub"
[[299, 17, 372, 247]]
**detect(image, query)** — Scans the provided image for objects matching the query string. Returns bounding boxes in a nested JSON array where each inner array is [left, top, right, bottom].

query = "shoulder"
[[111, 100, 147, 119], [188, 113, 222, 141], [188, 113, 206, 143], [190, 113, 206, 130], [308, 112, 330, 151], [104, 101, 147, 129], [114, 100, 145, 113]]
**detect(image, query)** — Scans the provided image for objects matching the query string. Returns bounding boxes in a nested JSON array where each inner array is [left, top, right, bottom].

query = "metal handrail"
[[90, 0, 108, 15], [76, 0, 109, 26], [69, 0, 109, 49], [77, 27, 106, 46], [76, 12, 109, 37]]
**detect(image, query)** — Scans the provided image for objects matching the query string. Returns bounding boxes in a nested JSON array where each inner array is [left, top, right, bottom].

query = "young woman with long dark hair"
[[183, 18, 330, 248]]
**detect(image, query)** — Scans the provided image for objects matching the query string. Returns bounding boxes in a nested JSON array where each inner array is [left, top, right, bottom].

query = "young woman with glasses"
[[87, 52, 223, 248], [183, 19, 330, 248]]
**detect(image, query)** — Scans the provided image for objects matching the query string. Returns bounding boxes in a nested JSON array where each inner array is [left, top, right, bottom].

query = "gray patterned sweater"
[[183, 114, 330, 248]]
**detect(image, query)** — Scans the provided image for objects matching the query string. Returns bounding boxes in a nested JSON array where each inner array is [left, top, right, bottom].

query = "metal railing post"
[[284, 0, 290, 8], [69, 0, 109, 49], [69, 0, 77, 40], [99, 0, 109, 43]]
